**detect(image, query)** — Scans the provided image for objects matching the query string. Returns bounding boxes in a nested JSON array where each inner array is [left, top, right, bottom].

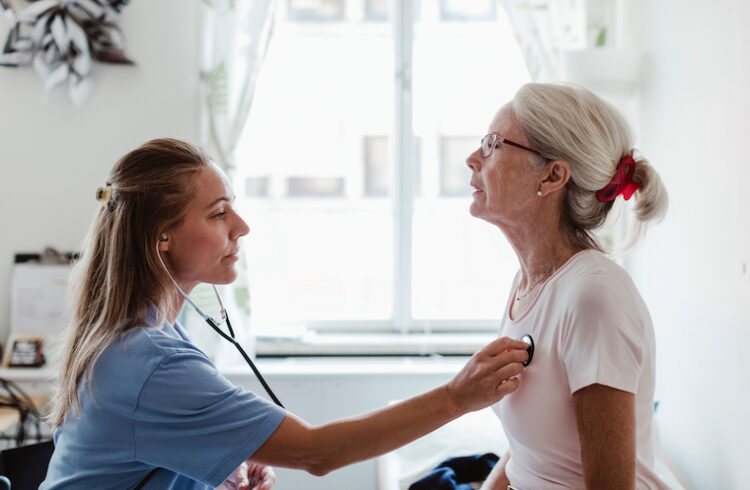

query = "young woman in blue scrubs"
[[40, 138, 529, 489]]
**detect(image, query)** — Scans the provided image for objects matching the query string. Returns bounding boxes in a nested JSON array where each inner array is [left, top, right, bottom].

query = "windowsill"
[[255, 332, 495, 357], [221, 355, 472, 377]]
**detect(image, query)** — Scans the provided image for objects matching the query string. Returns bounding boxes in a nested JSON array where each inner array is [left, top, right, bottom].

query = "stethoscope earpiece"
[[521, 334, 534, 366]]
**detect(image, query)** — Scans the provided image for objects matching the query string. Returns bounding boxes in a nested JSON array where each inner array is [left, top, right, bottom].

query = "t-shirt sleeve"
[[132, 348, 286, 486], [559, 274, 645, 395]]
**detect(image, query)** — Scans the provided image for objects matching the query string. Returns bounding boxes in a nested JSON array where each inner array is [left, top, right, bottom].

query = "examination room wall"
[[626, 0, 750, 488], [0, 0, 201, 345]]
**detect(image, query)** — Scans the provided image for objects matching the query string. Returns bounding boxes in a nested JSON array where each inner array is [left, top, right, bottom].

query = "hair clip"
[[96, 184, 112, 203]]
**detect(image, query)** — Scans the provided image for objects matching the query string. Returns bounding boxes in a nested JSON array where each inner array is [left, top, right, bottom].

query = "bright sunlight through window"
[[234, 0, 531, 342]]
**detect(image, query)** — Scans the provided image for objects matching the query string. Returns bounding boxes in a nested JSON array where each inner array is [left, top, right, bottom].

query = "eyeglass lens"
[[481, 134, 497, 158]]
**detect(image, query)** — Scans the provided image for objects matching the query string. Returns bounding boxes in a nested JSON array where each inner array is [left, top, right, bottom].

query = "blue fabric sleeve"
[[132, 348, 286, 486]]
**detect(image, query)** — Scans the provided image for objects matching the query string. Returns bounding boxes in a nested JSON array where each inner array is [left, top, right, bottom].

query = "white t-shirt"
[[493, 249, 670, 489]]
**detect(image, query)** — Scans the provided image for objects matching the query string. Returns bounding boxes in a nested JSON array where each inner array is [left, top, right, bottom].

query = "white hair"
[[511, 82, 668, 252]]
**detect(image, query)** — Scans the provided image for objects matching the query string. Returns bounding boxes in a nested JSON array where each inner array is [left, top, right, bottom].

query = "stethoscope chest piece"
[[521, 334, 534, 366]]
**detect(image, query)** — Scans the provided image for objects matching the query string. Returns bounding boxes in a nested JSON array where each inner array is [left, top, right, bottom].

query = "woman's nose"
[[234, 213, 250, 239], [466, 147, 482, 172]]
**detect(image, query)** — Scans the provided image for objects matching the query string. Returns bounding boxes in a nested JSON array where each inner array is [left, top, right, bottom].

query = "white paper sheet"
[[4, 263, 72, 366]]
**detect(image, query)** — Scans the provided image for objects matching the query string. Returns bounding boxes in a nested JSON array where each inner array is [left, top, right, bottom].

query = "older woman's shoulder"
[[555, 249, 641, 305]]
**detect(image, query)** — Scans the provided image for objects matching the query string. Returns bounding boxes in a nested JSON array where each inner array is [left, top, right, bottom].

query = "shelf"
[[0, 367, 56, 382]]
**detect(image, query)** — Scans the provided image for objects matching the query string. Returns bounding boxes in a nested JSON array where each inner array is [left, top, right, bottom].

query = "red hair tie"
[[596, 155, 641, 202]]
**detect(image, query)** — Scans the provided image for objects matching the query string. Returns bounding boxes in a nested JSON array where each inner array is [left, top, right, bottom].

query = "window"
[[439, 136, 475, 197], [440, 0, 496, 21], [363, 136, 389, 196], [234, 0, 531, 353], [288, 0, 345, 22]]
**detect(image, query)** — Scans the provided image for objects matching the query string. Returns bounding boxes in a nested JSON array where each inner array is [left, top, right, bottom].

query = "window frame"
[[241, 0, 514, 357]]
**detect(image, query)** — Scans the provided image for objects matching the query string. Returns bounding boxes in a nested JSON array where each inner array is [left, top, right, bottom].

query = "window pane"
[[440, 0, 496, 21], [363, 136, 389, 197], [236, 2, 394, 333], [288, 0, 345, 21], [245, 176, 270, 198], [411, 0, 531, 319], [287, 176, 345, 197], [365, 0, 389, 21], [440, 136, 475, 197]]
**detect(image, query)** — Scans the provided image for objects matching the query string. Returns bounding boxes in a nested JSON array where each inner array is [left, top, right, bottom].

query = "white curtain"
[[199, 0, 277, 173], [499, 0, 585, 81], [192, 0, 277, 363]]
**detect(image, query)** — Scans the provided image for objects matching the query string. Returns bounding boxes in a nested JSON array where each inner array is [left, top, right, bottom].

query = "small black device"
[[520, 334, 534, 366]]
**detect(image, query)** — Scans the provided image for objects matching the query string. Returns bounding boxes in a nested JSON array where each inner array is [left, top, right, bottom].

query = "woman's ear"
[[539, 160, 571, 196], [158, 234, 169, 252]]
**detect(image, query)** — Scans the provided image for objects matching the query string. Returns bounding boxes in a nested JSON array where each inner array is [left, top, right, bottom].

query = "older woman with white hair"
[[467, 83, 671, 489]]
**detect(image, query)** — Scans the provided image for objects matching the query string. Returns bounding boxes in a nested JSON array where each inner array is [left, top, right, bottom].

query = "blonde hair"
[[511, 82, 668, 251], [48, 138, 210, 427]]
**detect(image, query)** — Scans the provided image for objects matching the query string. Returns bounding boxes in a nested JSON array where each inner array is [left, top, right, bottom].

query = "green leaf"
[[595, 27, 607, 47], [199, 0, 236, 10], [201, 60, 229, 115], [233, 285, 251, 316]]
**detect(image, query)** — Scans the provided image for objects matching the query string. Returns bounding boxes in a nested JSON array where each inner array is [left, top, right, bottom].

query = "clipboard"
[[2, 253, 74, 367]]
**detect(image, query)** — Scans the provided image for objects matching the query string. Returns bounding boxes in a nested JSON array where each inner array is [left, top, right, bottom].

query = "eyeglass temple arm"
[[499, 137, 542, 156]]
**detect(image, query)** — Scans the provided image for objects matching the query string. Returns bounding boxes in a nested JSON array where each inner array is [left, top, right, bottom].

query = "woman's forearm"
[[481, 450, 510, 490], [250, 384, 462, 475], [251, 336, 529, 474], [306, 384, 462, 474]]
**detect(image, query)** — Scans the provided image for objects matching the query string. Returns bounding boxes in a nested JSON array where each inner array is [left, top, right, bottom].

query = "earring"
[[537, 190, 542, 197], [160, 234, 168, 241]]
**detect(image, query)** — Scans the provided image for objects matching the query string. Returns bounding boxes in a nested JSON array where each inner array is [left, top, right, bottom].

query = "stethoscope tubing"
[[159, 254, 285, 408], [205, 315, 284, 408]]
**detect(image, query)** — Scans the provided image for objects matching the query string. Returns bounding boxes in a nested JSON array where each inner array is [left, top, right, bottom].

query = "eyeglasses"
[[481, 132, 543, 159]]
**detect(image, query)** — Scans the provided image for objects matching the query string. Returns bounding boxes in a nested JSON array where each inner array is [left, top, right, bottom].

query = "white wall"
[[0, 1, 201, 343], [626, 1, 750, 488]]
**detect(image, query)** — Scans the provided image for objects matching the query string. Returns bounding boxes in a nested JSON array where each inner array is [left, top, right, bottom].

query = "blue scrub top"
[[41, 308, 286, 489]]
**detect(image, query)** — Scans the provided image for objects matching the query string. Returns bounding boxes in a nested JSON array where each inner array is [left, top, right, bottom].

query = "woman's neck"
[[164, 288, 187, 324], [517, 241, 581, 289], [502, 211, 584, 290]]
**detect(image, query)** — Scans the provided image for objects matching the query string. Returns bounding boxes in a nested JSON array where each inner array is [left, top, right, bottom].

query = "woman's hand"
[[216, 461, 276, 490], [446, 336, 529, 413]]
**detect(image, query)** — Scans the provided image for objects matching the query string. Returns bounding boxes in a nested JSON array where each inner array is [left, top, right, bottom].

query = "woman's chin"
[[469, 202, 484, 219], [210, 269, 238, 285]]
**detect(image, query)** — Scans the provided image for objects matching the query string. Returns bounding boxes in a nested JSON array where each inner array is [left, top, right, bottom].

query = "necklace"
[[514, 266, 559, 302]]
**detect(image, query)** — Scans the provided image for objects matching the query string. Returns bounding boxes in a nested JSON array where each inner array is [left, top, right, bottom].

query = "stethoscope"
[[521, 335, 534, 366], [177, 284, 285, 407], [157, 247, 284, 407], [174, 284, 285, 408], [178, 285, 534, 403], [159, 248, 532, 406], [177, 282, 534, 403]]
